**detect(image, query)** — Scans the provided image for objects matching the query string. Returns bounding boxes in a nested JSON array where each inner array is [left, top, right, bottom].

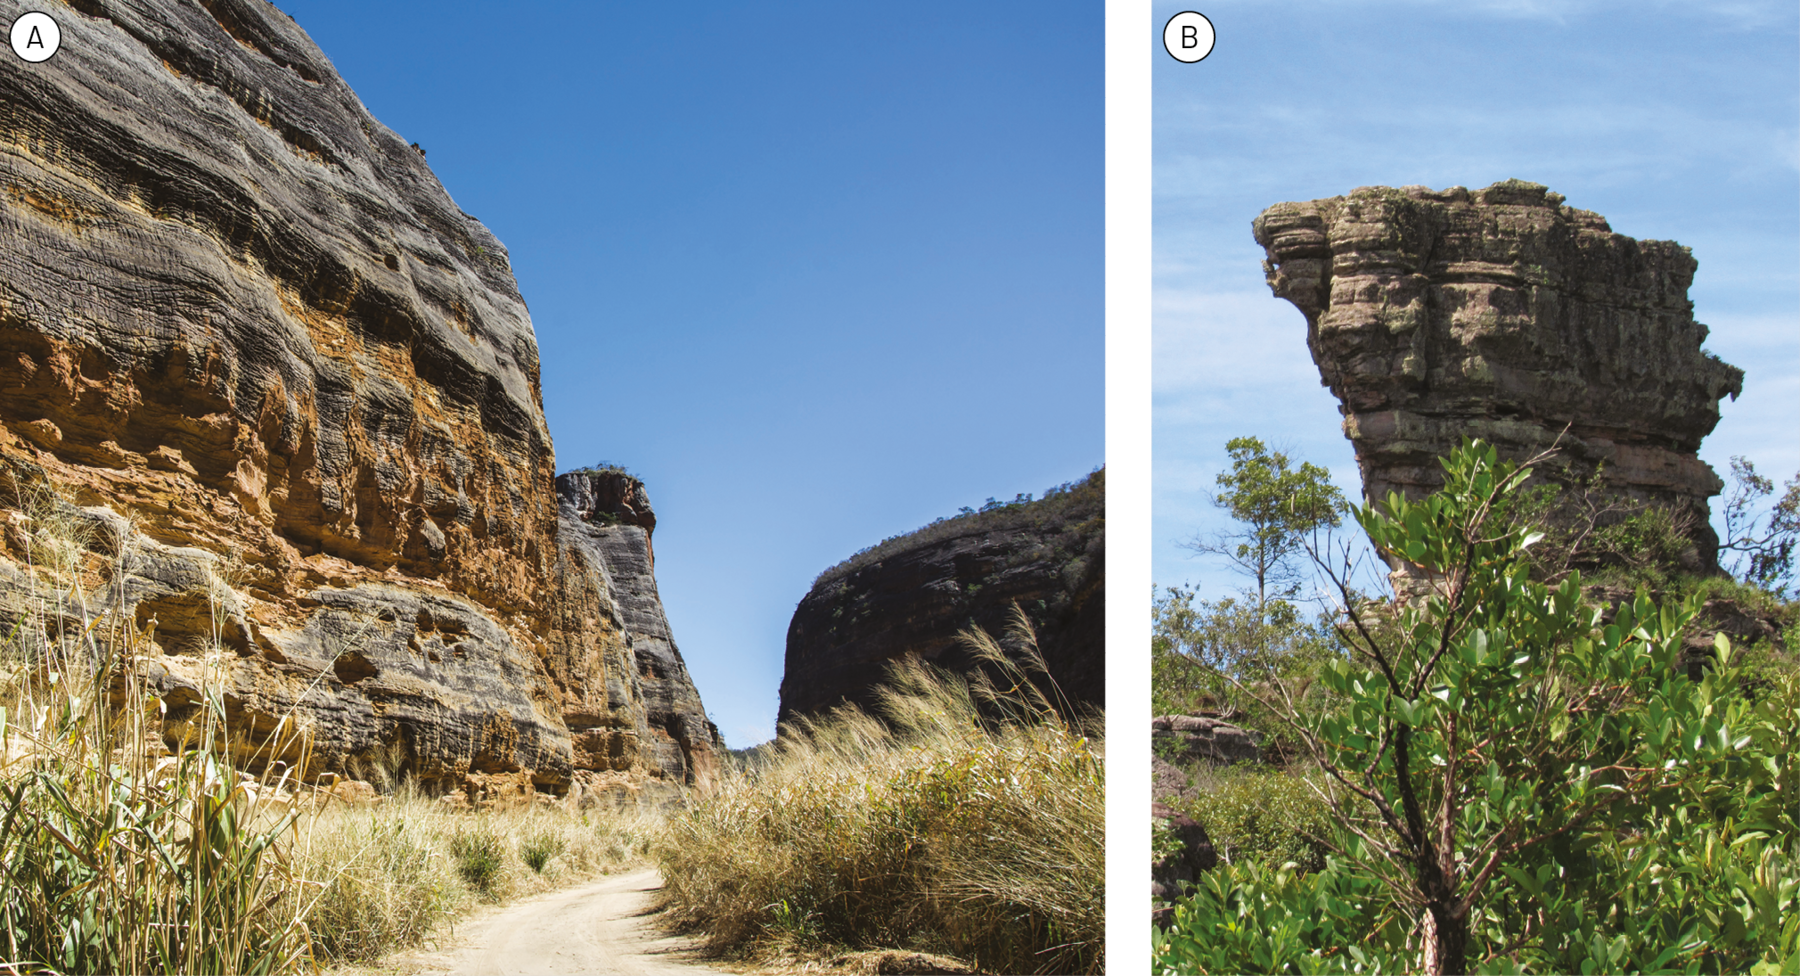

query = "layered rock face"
[[555, 470, 722, 804], [1151, 714, 1261, 766], [779, 470, 1104, 729], [0, 0, 709, 803], [1253, 180, 1744, 567]]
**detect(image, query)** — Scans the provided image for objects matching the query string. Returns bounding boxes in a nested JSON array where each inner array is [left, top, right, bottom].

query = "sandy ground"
[[396, 867, 727, 975]]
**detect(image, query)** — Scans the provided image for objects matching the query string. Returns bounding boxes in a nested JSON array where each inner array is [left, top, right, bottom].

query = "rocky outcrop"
[[778, 471, 1104, 729], [1253, 180, 1744, 569], [0, 0, 709, 804], [1152, 714, 1261, 766], [555, 469, 723, 804], [1152, 755, 1195, 806], [1152, 801, 1217, 927]]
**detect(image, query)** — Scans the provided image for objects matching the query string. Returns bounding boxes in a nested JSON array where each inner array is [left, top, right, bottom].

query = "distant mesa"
[[778, 470, 1105, 730], [1253, 180, 1744, 571]]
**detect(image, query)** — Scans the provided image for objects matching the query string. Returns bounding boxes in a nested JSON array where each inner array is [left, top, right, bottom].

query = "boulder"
[[779, 471, 1103, 729], [1152, 800, 1218, 927], [1151, 754, 1196, 805], [1253, 180, 1743, 571], [1152, 714, 1262, 766], [0, 0, 713, 804]]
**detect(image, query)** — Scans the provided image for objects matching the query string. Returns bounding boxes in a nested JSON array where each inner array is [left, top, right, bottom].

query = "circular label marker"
[[11, 12, 61, 63], [1162, 11, 1214, 63]]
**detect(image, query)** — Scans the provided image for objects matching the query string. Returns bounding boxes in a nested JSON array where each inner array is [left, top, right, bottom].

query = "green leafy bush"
[[1183, 769, 1332, 873], [1154, 440, 1800, 975]]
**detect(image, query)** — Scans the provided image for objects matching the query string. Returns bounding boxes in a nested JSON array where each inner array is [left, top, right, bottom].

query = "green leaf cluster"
[[1155, 439, 1799, 974], [1186, 437, 1346, 608]]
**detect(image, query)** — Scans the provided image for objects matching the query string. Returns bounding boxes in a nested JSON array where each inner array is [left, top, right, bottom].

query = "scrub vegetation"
[[1153, 439, 1799, 975]]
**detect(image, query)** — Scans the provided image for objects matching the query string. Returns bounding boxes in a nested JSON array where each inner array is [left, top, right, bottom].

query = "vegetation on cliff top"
[[812, 467, 1103, 590]]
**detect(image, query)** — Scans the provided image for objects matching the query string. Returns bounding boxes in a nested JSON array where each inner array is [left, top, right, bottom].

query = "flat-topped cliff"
[[779, 470, 1104, 729]]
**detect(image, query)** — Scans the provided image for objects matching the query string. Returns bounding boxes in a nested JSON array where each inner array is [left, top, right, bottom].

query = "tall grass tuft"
[[656, 606, 1104, 974], [0, 479, 313, 974], [449, 821, 508, 897]]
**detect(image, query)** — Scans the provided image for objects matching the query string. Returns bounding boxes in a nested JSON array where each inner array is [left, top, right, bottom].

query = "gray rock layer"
[[1151, 801, 1217, 927], [1152, 714, 1262, 766], [556, 470, 723, 801]]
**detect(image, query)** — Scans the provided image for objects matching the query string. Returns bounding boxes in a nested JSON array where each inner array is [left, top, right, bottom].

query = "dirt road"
[[405, 867, 726, 975]]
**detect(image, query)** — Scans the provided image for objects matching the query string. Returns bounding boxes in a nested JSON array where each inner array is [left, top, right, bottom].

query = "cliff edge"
[[555, 469, 723, 805], [779, 470, 1104, 729]]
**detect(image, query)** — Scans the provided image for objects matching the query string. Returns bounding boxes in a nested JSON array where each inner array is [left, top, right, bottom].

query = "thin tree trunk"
[[1421, 902, 1469, 975]]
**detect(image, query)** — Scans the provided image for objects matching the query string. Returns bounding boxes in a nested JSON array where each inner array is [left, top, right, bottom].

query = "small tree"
[[1721, 456, 1800, 597], [1184, 437, 1346, 615], [1156, 440, 1799, 975]]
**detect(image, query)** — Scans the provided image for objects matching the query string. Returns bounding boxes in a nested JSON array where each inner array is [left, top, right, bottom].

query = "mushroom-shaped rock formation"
[[1253, 180, 1743, 569]]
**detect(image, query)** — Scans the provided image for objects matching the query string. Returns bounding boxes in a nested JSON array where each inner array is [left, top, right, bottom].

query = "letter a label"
[[11, 12, 62, 63]]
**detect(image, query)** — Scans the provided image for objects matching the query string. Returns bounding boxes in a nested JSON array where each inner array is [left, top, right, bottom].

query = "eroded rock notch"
[[1253, 180, 1744, 568]]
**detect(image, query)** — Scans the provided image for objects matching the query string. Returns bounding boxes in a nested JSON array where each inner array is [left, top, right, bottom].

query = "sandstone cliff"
[[778, 470, 1104, 729], [1253, 180, 1744, 568], [0, 0, 711, 804], [555, 469, 723, 804]]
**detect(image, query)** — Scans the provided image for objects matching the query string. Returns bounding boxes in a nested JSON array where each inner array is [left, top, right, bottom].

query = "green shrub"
[[450, 823, 508, 897], [1156, 440, 1800, 974], [1183, 768, 1332, 873], [521, 827, 566, 874]]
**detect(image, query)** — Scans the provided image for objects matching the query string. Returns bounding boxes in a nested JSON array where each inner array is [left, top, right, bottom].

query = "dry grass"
[[0, 480, 315, 974], [655, 608, 1104, 975], [292, 790, 658, 965], [0, 475, 661, 974]]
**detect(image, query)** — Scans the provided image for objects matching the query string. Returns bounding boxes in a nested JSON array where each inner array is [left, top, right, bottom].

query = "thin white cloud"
[[1186, 0, 1792, 31]]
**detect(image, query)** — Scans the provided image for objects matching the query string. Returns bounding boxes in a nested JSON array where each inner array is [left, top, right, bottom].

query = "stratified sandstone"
[[779, 470, 1104, 729], [555, 469, 723, 804], [0, 0, 709, 803], [1253, 180, 1744, 567]]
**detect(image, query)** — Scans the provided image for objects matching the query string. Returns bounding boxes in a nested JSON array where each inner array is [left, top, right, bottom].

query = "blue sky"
[[279, 2, 1105, 748], [1152, 0, 1800, 598]]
